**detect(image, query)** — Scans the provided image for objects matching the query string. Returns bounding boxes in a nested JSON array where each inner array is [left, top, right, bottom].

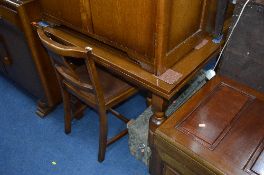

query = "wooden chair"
[[37, 28, 138, 162]]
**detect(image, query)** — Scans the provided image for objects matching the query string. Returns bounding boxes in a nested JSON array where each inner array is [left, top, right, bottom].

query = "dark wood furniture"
[[152, 1, 264, 174], [39, 0, 233, 74], [0, 0, 61, 117], [154, 76, 264, 175], [37, 28, 138, 162]]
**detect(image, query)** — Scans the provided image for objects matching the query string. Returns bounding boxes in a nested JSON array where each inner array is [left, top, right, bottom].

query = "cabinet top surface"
[[157, 76, 264, 175]]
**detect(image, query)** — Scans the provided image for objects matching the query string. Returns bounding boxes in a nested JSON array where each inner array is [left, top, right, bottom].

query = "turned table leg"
[[146, 92, 153, 107], [149, 94, 167, 132], [149, 94, 168, 175]]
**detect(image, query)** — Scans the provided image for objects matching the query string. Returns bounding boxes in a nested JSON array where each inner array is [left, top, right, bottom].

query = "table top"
[[43, 26, 220, 100]]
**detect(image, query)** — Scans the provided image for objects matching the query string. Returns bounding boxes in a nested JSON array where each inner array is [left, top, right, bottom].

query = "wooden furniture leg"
[[62, 86, 72, 134], [98, 109, 108, 162], [149, 94, 168, 175], [36, 99, 55, 118], [146, 92, 152, 107], [149, 94, 168, 132]]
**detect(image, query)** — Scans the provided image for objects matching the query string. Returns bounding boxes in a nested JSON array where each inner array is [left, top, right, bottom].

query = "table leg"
[[149, 94, 168, 175], [149, 94, 168, 131]]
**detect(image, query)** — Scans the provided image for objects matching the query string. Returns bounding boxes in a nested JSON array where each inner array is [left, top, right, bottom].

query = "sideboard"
[[0, 0, 61, 116]]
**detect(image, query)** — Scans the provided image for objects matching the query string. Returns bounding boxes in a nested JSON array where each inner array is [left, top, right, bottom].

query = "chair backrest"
[[219, 1, 264, 93], [37, 28, 105, 103]]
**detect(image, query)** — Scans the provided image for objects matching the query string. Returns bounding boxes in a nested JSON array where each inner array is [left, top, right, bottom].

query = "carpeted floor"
[[0, 75, 148, 175]]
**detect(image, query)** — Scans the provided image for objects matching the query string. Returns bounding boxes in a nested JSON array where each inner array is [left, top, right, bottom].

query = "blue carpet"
[[0, 75, 148, 175]]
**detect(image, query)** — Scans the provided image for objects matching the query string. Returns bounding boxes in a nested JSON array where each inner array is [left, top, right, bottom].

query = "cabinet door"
[[0, 35, 9, 74], [41, 0, 93, 33], [166, 0, 218, 68], [0, 18, 44, 98], [89, 0, 156, 64]]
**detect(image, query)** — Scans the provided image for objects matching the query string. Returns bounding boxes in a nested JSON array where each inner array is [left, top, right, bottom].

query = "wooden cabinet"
[[153, 76, 264, 175], [151, 2, 264, 174], [40, 0, 231, 74], [0, 0, 61, 116]]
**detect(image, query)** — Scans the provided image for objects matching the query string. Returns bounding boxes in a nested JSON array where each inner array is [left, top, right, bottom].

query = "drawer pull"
[[3, 56, 12, 65]]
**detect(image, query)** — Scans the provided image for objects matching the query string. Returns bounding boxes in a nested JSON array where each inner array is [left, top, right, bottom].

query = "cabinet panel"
[[0, 39, 7, 74], [0, 18, 44, 98], [90, 0, 156, 62], [167, 0, 205, 51], [166, 0, 215, 68], [41, 0, 91, 33]]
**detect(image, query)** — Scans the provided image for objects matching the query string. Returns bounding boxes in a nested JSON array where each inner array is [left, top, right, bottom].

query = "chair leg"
[[98, 110, 108, 162], [62, 87, 72, 134]]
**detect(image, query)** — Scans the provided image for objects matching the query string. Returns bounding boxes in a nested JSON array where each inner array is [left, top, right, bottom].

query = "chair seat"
[[64, 65, 137, 108]]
